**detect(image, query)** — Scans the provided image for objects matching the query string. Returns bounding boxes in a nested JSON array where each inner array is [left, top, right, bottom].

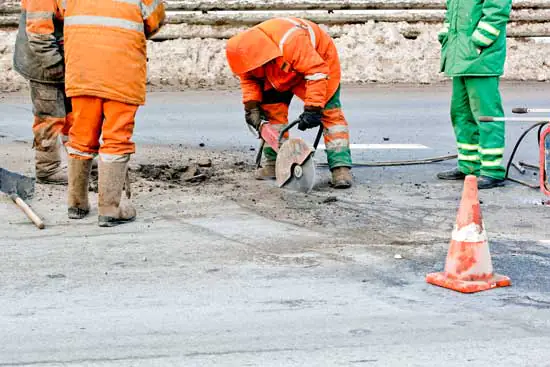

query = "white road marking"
[[317, 144, 430, 150]]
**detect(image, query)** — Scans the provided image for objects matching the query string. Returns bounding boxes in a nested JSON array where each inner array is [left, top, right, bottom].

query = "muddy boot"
[[98, 160, 136, 227], [68, 158, 93, 219], [35, 140, 68, 185], [331, 167, 353, 189], [255, 160, 276, 180]]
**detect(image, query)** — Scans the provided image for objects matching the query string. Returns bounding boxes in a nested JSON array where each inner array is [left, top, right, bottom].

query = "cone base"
[[426, 272, 511, 293]]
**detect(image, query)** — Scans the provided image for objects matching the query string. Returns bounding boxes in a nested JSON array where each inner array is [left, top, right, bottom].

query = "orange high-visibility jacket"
[[226, 17, 341, 108], [62, 0, 165, 105], [13, 0, 65, 83]]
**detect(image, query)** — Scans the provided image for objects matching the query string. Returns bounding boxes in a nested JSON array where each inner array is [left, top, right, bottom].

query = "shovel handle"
[[10, 194, 45, 229]]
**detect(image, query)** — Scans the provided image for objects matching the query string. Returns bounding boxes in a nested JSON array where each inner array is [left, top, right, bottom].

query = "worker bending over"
[[226, 17, 353, 188], [437, 0, 512, 189], [13, 0, 71, 185], [62, 0, 165, 226]]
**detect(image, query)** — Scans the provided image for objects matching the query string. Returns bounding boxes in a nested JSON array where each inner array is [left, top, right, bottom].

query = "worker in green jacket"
[[437, 0, 512, 189]]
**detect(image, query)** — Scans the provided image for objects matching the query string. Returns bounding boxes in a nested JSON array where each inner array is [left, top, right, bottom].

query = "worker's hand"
[[297, 106, 323, 131], [244, 101, 263, 131]]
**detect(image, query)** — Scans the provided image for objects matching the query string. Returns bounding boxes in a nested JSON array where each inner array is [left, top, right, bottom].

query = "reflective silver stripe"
[[279, 27, 299, 52], [65, 15, 144, 33], [326, 125, 349, 134], [479, 147, 504, 155], [325, 138, 349, 150], [457, 143, 478, 151], [481, 159, 503, 167], [116, 0, 141, 5], [305, 73, 328, 81], [27, 11, 53, 20], [458, 154, 480, 162], [478, 21, 500, 36], [472, 29, 492, 46], [61, 0, 66, 10], [305, 21, 316, 47], [141, 0, 163, 19], [282, 17, 316, 47], [66, 146, 96, 158], [100, 153, 131, 163]]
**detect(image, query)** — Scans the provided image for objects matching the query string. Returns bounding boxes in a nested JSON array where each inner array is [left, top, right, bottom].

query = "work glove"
[[297, 106, 323, 131], [244, 101, 263, 131]]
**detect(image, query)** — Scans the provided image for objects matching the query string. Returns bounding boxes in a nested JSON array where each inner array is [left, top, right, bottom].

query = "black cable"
[[505, 121, 549, 179]]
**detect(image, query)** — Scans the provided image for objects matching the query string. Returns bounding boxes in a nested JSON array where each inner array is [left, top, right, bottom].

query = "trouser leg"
[[451, 77, 481, 176], [66, 96, 103, 160], [321, 86, 352, 169], [465, 76, 506, 180], [30, 81, 69, 183], [97, 100, 139, 227]]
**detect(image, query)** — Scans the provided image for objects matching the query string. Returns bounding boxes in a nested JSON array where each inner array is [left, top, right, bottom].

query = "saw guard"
[[276, 138, 315, 189]]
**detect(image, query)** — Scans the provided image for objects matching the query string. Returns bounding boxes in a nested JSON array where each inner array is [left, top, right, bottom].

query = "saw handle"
[[278, 120, 324, 150], [278, 119, 300, 145], [9, 194, 45, 229]]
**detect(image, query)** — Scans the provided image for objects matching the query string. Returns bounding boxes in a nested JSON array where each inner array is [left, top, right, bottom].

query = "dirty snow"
[[1, 22, 549, 92]]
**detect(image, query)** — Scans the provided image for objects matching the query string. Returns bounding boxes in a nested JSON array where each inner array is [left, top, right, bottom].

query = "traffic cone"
[[426, 175, 511, 293]]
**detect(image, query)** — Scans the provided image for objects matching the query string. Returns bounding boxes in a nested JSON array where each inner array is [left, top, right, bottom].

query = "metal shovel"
[[0, 168, 45, 229]]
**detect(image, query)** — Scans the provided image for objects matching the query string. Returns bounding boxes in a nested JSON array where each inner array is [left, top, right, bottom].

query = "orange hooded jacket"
[[62, 0, 165, 105], [226, 17, 341, 109]]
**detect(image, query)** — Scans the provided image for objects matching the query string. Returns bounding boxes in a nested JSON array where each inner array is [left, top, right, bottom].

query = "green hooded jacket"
[[439, 0, 512, 77]]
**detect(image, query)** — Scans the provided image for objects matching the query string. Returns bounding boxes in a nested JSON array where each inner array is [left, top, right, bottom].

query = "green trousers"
[[451, 76, 506, 179]]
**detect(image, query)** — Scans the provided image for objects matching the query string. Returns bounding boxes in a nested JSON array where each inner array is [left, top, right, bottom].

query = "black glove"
[[244, 101, 263, 131], [297, 107, 323, 131]]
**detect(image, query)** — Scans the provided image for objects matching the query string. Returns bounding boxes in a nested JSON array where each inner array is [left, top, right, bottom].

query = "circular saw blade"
[[276, 138, 317, 193], [282, 155, 316, 193]]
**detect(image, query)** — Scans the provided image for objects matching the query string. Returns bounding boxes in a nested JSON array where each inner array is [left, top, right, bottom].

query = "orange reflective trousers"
[[66, 97, 138, 161]]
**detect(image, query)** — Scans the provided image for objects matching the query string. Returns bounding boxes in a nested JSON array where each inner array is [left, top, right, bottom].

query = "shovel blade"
[[0, 168, 35, 200]]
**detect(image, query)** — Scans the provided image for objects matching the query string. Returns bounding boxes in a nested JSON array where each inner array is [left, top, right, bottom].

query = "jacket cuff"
[[472, 21, 501, 48]]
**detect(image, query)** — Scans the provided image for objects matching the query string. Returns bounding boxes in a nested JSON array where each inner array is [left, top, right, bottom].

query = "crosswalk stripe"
[[317, 143, 429, 150]]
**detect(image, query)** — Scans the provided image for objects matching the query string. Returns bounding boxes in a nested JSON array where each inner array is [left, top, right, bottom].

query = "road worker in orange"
[[226, 17, 353, 188], [62, 0, 165, 227], [13, 0, 71, 185]]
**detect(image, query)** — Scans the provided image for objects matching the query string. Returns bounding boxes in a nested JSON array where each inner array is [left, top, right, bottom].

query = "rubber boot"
[[331, 167, 353, 189], [68, 158, 93, 219], [437, 168, 466, 180], [255, 160, 276, 180], [98, 160, 136, 227], [35, 139, 68, 185]]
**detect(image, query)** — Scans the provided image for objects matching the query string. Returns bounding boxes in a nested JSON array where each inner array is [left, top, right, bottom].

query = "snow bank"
[[1, 22, 549, 92]]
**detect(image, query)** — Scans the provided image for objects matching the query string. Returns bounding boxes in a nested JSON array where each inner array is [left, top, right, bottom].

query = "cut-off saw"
[[254, 119, 323, 193]]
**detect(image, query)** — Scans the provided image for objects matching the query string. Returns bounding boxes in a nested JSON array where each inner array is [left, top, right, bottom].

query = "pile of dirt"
[[131, 162, 210, 184]]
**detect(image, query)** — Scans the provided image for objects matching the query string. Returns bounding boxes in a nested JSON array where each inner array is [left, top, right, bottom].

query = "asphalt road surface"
[[1, 83, 550, 367]]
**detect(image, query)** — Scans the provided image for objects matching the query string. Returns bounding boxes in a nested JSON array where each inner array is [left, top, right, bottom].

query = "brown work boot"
[[331, 167, 353, 189], [98, 159, 136, 227], [35, 139, 68, 185], [255, 160, 276, 180], [68, 158, 93, 219]]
